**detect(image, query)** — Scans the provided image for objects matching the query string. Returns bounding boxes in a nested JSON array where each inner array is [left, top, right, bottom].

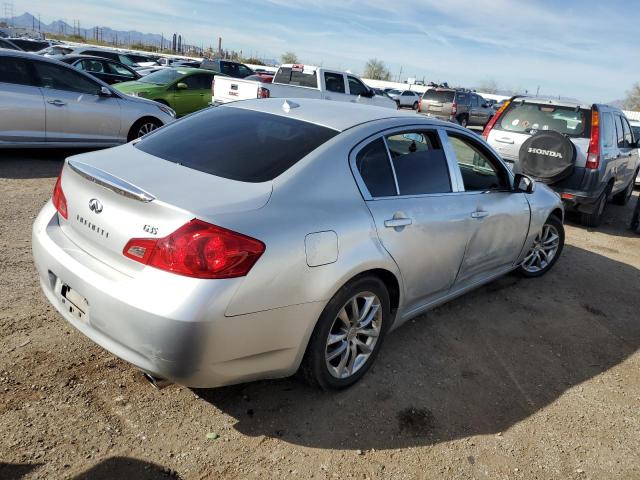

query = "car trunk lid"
[[57, 144, 272, 276]]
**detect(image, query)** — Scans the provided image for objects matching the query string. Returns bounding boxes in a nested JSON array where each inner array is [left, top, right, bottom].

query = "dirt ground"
[[1, 150, 639, 480]]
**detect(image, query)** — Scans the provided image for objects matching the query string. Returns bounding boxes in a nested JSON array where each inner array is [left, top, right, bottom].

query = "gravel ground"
[[1, 150, 639, 480]]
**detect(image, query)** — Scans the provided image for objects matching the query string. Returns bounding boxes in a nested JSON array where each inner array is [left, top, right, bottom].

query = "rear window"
[[135, 107, 338, 182], [497, 102, 589, 137], [422, 89, 455, 103], [273, 67, 318, 88]]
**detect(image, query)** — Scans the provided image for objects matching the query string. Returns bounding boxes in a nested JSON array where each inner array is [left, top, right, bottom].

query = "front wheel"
[[128, 118, 162, 141], [612, 173, 636, 205], [299, 276, 390, 390], [517, 215, 564, 277]]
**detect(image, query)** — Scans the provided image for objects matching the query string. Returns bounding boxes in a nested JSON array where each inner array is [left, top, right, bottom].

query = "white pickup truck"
[[212, 64, 397, 109]]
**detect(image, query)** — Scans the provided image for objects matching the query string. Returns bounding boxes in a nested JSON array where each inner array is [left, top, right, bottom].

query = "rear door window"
[[324, 72, 345, 93], [0, 57, 35, 86], [273, 67, 318, 88], [135, 107, 338, 182], [355, 138, 397, 197], [386, 131, 451, 195], [497, 102, 589, 137]]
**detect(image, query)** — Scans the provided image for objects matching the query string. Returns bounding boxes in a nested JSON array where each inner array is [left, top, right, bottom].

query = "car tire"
[[127, 118, 162, 142], [458, 115, 468, 128], [612, 173, 637, 205], [299, 275, 390, 390], [517, 215, 564, 278], [412, 101, 419, 110], [580, 189, 608, 227]]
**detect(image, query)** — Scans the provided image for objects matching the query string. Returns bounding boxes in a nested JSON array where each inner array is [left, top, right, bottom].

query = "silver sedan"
[[0, 50, 175, 148], [32, 98, 564, 390]]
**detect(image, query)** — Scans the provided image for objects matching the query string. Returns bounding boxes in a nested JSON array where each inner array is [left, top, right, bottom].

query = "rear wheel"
[[128, 118, 162, 141], [517, 215, 564, 277], [299, 276, 390, 390], [612, 173, 636, 205], [580, 190, 608, 227]]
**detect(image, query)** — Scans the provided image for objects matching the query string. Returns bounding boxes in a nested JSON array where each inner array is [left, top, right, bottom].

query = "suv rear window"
[[422, 89, 455, 103], [497, 102, 590, 137], [273, 67, 318, 88], [135, 107, 338, 182]]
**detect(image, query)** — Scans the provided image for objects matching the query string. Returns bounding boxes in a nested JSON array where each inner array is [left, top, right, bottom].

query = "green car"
[[115, 67, 221, 117]]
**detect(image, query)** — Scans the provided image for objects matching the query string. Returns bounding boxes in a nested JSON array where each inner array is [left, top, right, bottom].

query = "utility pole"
[[397, 66, 403, 83]]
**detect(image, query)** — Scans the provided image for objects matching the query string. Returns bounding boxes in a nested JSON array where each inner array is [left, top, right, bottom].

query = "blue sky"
[[16, 0, 640, 101]]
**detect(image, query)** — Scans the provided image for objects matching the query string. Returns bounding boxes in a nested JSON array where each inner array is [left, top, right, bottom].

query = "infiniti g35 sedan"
[[32, 99, 565, 390], [0, 50, 175, 148]]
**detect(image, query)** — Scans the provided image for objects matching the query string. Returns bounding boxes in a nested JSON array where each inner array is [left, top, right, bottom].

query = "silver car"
[[0, 50, 175, 148], [32, 99, 564, 390]]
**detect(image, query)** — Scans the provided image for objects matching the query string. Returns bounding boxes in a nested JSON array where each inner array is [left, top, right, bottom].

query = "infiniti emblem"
[[88, 198, 103, 214]]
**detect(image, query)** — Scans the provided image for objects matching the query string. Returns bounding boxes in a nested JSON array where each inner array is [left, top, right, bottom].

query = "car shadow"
[[0, 149, 98, 180], [195, 244, 640, 451], [0, 457, 181, 479]]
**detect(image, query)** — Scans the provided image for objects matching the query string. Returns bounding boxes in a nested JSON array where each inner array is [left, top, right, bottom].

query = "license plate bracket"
[[59, 283, 89, 322]]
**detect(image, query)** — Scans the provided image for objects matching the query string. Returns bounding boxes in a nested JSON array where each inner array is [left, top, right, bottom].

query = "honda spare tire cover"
[[516, 130, 576, 184]]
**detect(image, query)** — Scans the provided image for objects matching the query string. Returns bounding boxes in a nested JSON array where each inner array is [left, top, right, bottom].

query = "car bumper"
[[32, 203, 324, 388]]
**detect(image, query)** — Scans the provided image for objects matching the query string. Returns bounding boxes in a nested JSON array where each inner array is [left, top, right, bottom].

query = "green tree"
[[624, 82, 640, 111], [363, 58, 391, 81], [281, 51, 298, 64]]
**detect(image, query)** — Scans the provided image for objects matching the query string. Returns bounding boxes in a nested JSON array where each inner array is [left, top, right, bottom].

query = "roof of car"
[[225, 98, 433, 132]]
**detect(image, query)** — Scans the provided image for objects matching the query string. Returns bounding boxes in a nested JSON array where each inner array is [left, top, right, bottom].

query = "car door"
[[351, 128, 471, 313], [612, 114, 629, 192], [0, 56, 46, 144], [442, 129, 530, 287], [618, 115, 637, 188], [171, 73, 209, 115], [31, 60, 122, 145], [322, 71, 349, 102]]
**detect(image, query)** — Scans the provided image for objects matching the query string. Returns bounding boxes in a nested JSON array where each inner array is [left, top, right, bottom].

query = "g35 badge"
[[143, 225, 158, 235]]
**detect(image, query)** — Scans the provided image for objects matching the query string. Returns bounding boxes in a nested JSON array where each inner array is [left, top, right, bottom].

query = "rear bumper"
[[32, 203, 324, 388], [557, 185, 607, 214]]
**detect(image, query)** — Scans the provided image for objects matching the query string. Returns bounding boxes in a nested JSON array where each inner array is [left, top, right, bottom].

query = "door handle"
[[470, 210, 489, 219], [495, 137, 514, 144], [47, 99, 67, 106], [384, 218, 412, 228]]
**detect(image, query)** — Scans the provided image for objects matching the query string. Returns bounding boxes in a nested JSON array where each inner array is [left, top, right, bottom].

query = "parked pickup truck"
[[211, 64, 398, 109]]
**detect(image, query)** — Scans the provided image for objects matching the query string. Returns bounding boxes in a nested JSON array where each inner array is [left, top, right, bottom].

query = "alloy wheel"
[[138, 122, 159, 137], [521, 223, 561, 273], [325, 292, 382, 379]]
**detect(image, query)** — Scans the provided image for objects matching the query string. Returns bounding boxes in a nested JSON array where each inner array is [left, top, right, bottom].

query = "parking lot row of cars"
[[1, 40, 639, 230]]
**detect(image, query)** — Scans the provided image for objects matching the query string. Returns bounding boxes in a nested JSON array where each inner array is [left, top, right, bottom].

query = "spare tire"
[[515, 131, 576, 184]]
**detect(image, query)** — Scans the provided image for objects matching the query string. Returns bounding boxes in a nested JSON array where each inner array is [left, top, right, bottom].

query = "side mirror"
[[361, 89, 374, 98], [99, 86, 112, 97], [176, 82, 188, 90], [514, 173, 535, 194]]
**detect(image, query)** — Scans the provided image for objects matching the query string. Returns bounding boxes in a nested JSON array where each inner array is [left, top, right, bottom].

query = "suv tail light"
[[586, 107, 600, 169], [482, 99, 511, 139], [418, 96, 422, 112], [123, 219, 265, 279], [257, 86, 270, 99], [52, 173, 68, 219], [451, 102, 457, 116]]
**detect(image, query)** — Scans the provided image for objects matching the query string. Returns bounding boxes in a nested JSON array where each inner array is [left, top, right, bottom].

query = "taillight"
[[586, 107, 600, 169], [482, 99, 511, 139], [257, 86, 270, 99], [451, 102, 457, 116], [418, 96, 422, 112], [52, 173, 68, 219], [123, 219, 265, 279]]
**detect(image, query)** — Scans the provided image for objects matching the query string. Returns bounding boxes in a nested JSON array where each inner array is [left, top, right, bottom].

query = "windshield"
[[422, 89, 455, 103], [135, 107, 339, 182], [139, 69, 185, 85], [497, 102, 589, 137]]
